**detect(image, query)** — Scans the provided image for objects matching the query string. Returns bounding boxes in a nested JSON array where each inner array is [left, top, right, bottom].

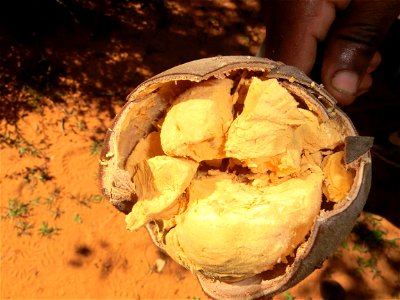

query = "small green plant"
[[42, 187, 61, 209], [352, 241, 366, 253], [283, 291, 295, 300], [74, 213, 83, 224], [38, 221, 60, 238], [30, 197, 41, 205], [386, 238, 399, 248], [193, 297, 200, 300], [341, 241, 349, 250], [353, 213, 399, 250], [52, 207, 64, 219], [44, 195, 56, 208], [0, 130, 41, 158], [19, 147, 27, 155], [90, 139, 103, 156], [71, 194, 104, 207], [348, 213, 399, 279], [23, 168, 36, 183], [20, 85, 43, 109], [355, 256, 382, 279], [90, 194, 103, 203], [23, 166, 52, 183], [2, 198, 30, 219], [15, 221, 34, 236], [39, 171, 52, 182], [77, 120, 87, 131]]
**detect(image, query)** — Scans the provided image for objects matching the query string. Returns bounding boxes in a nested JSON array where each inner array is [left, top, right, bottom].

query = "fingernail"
[[331, 71, 359, 95]]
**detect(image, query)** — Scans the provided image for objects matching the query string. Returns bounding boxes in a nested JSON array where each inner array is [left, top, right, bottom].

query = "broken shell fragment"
[[100, 56, 372, 300]]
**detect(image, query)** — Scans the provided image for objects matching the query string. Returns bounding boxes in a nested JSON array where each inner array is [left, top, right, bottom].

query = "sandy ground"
[[1, 1, 399, 299]]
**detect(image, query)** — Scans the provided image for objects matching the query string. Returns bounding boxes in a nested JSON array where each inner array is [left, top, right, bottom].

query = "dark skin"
[[262, 0, 400, 105]]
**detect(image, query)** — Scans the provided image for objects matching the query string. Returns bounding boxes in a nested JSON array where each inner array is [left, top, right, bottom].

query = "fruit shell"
[[99, 56, 372, 300]]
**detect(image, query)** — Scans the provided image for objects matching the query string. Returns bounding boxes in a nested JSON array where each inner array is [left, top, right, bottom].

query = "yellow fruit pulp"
[[124, 77, 355, 279]]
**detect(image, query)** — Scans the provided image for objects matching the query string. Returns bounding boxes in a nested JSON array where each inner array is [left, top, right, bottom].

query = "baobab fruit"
[[100, 56, 372, 300]]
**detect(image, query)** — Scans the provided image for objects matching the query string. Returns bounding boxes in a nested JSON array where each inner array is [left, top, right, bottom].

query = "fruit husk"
[[99, 56, 372, 300]]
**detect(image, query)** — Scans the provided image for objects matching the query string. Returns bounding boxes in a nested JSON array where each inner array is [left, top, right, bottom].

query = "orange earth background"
[[1, 1, 399, 299]]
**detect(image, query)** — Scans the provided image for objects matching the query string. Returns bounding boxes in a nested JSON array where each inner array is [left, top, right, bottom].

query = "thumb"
[[321, 0, 400, 105]]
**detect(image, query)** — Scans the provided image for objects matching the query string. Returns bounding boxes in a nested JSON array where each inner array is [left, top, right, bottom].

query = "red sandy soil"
[[1, 1, 399, 299]]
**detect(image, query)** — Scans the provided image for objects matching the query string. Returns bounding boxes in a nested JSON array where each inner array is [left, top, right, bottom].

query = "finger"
[[356, 73, 373, 97], [321, 0, 400, 105], [356, 52, 381, 97], [263, 0, 350, 74], [366, 51, 381, 74]]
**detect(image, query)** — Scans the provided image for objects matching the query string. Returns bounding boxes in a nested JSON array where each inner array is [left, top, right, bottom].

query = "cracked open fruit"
[[100, 56, 372, 299]]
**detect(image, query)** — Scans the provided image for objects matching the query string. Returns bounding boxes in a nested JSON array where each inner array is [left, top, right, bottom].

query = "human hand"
[[262, 0, 400, 105]]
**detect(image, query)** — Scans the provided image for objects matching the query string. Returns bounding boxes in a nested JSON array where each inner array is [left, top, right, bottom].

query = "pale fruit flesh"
[[160, 79, 234, 162], [164, 171, 324, 279], [124, 76, 355, 280]]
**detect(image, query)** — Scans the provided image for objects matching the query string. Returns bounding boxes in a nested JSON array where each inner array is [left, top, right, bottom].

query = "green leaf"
[[284, 291, 295, 300], [74, 213, 83, 224]]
